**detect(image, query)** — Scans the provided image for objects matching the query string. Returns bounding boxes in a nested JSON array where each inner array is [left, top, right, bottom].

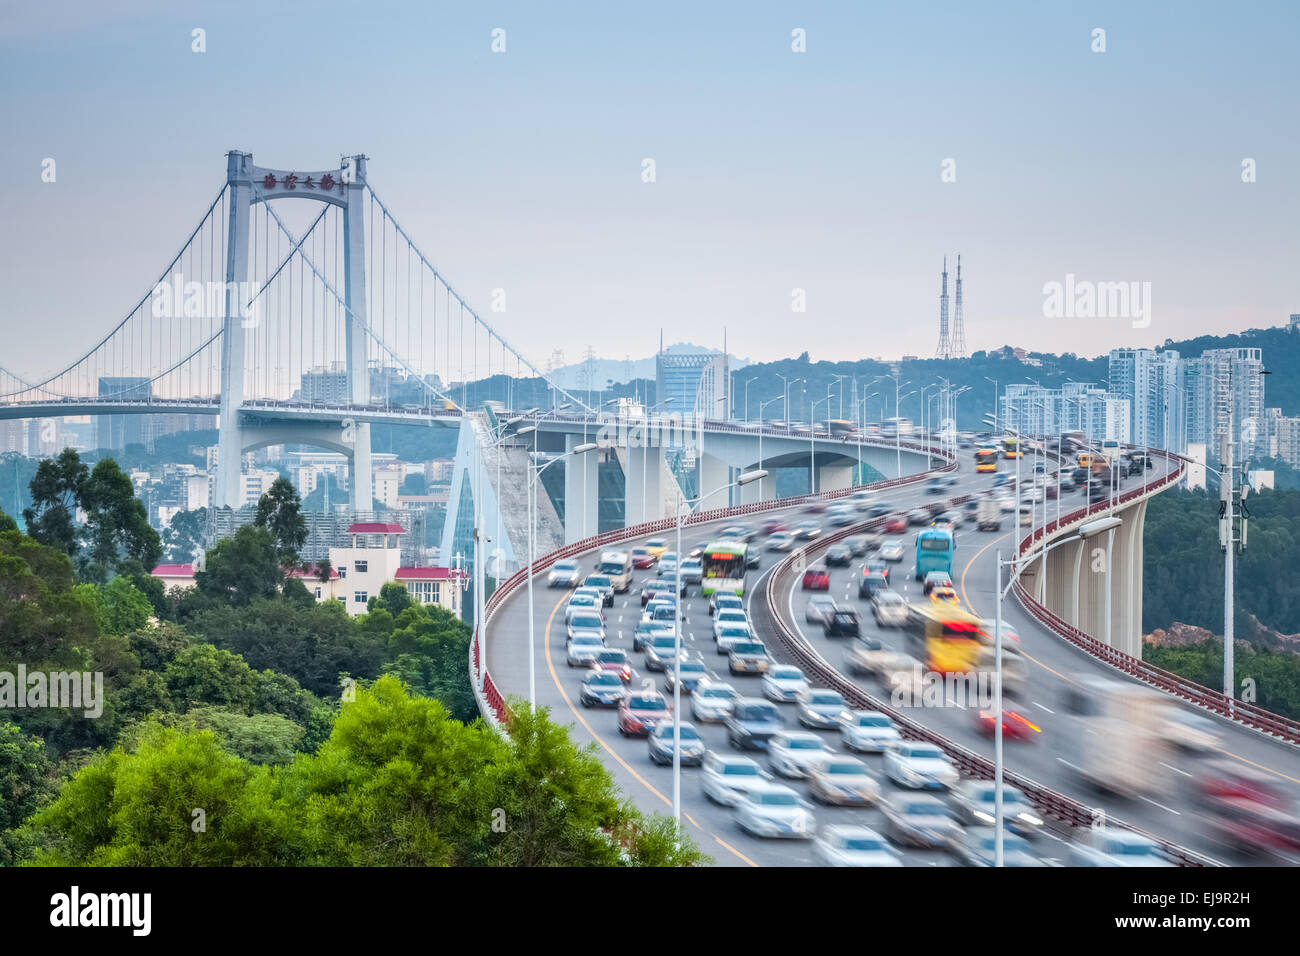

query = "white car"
[[871, 590, 908, 627], [807, 757, 881, 806], [714, 625, 753, 655], [796, 687, 848, 730], [882, 741, 959, 790], [761, 665, 810, 703], [998, 496, 1016, 513], [564, 593, 602, 623], [767, 730, 835, 779], [766, 531, 795, 552], [691, 680, 741, 722], [1068, 830, 1176, 867], [565, 634, 605, 668], [839, 710, 903, 753], [812, 825, 902, 867], [565, 611, 606, 644], [712, 609, 750, 641], [949, 780, 1043, 838], [805, 595, 837, 624], [735, 783, 816, 839], [700, 752, 771, 806], [1164, 709, 1222, 753], [877, 541, 905, 562], [547, 559, 582, 588]]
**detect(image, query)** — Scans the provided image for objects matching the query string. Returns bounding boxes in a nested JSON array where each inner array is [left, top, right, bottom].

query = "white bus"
[[597, 550, 633, 592]]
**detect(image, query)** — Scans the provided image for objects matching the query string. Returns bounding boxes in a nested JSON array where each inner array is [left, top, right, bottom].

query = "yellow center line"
[[541, 590, 759, 866]]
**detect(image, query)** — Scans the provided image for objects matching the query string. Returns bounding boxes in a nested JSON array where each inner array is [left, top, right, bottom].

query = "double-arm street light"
[[669, 468, 768, 828], [520, 426, 599, 708], [991, 515, 1121, 865]]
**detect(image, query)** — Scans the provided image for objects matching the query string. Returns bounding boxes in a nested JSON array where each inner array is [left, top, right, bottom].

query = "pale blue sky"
[[1, 0, 1297, 378]]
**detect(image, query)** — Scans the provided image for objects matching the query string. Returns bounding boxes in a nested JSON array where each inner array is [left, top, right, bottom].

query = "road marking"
[[1032, 701, 1055, 714], [1140, 796, 1181, 815], [1161, 762, 1193, 778], [542, 587, 758, 866]]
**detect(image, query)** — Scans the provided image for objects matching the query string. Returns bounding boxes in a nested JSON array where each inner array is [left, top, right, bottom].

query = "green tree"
[[162, 644, 259, 713], [371, 581, 413, 617], [193, 524, 283, 607], [0, 721, 55, 866], [162, 507, 208, 563], [254, 477, 308, 566], [78, 458, 162, 582], [23, 448, 87, 558], [0, 510, 17, 533]]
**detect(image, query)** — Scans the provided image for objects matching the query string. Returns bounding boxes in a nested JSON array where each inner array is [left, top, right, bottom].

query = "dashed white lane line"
[[1140, 795, 1181, 815], [1161, 762, 1193, 779], [1032, 701, 1055, 714]]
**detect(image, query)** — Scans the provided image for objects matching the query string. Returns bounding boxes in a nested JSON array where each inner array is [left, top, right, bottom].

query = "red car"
[[588, 648, 633, 683], [631, 547, 657, 570], [976, 709, 1041, 741], [761, 518, 786, 536], [802, 568, 831, 591], [803, 501, 827, 514], [884, 516, 907, 534], [617, 692, 672, 737]]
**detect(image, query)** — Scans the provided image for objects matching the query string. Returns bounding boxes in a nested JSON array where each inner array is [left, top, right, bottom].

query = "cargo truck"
[[976, 496, 1003, 532]]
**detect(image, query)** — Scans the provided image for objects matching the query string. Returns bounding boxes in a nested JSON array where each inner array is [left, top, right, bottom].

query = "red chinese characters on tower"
[[262, 173, 277, 189], [282, 172, 298, 190], [320, 173, 336, 192]]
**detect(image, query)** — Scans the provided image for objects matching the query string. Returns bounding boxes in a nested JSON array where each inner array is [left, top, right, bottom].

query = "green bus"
[[701, 541, 748, 596]]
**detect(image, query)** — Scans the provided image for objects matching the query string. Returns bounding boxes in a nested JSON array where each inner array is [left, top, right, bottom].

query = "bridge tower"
[[215, 150, 372, 511]]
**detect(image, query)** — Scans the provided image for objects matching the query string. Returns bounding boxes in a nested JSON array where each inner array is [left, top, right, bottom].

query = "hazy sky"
[[2, 0, 1297, 380]]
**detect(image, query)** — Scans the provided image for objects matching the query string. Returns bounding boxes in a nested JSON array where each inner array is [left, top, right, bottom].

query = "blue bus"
[[914, 528, 955, 581]]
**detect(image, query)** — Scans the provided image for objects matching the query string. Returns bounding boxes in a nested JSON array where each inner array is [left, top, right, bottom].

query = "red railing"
[[1010, 451, 1300, 745], [753, 497, 1217, 867], [469, 443, 956, 727]]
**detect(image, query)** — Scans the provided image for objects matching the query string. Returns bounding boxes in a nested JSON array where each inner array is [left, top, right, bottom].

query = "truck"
[[976, 496, 1003, 532], [1062, 676, 1175, 799]]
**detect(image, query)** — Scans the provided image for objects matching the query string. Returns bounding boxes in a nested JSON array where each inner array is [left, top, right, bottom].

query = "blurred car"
[[1068, 830, 1176, 867], [643, 634, 682, 672], [997, 496, 1016, 513], [877, 541, 905, 562], [767, 730, 836, 779], [644, 538, 668, 559], [792, 524, 822, 541], [1164, 709, 1222, 753], [712, 608, 750, 641], [812, 826, 902, 867], [882, 741, 959, 790], [825, 544, 853, 566], [617, 692, 671, 737], [728, 640, 770, 676], [679, 558, 704, 585], [883, 516, 907, 534], [797, 688, 848, 729], [587, 648, 632, 683], [951, 828, 1042, 867], [709, 591, 743, 616], [564, 592, 603, 623], [975, 709, 1042, 741], [700, 752, 771, 806], [842, 636, 892, 677], [868, 503, 892, 518], [907, 508, 931, 526], [803, 501, 827, 514], [838, 710, 901, 754], [760, 518, 785, 536], [880, 792, 962, 849], [871, 590, 908, 627], [566, 634, 606, 668], [766, 531, 795, 552], [583, 574, 615, 607], [805, 594, 837, 624], [825, 608, 860, 637], [547, 559, 582, 588], [925, 572, 956, 595], [566, 610, 606, 643], [735, 784, 816, 839], [938, 509, 963, 528], [808, 756, 881, 806], [630, 547, 657, 570], [725, 697, 784, 750], [802, 568, 831, 591], [846, 534, 874, 556], [647, 722, 706, 766], [949, 780, 1043, 838], [858, 565, 890, 599], [663, 657, 709, 694], [714, 624, 754, 656], [579, 671, 627, 708], [632, 619, 672, 652], [828, 510, 857, 528], [761, 664, 810, 703], [691, 680, 740, 722], [928, 586, 960, 607], [744, 550, 762, 569]]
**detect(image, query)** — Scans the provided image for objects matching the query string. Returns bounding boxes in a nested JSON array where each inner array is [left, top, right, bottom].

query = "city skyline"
[[2, 1, 1298, 379]]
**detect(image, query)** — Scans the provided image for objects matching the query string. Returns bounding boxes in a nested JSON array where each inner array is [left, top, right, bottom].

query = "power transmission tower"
[[952, 254, 967, 358], [935, 258, 952, 359]]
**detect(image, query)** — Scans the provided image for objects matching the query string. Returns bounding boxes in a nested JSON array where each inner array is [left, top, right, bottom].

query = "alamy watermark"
[[890, 666, 996, 709], [151, 274, 262, 328], [0, 666, 104, 718], [1042, 273, 1151, 329], [595, 412, 702, 452]]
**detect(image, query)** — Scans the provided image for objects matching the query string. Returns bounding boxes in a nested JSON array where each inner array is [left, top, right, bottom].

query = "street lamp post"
[[811, 395, 832, 493], [523, 429, 598, 708], [743, 376, 757, 423], [670, 468, 768, 829]]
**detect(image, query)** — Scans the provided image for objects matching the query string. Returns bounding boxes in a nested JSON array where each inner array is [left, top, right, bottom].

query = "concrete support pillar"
[[565, 433, 600, 543], [216, 152, 252, 510], [698, 451, 732, 509], [817, 462, 854, 493], [349, 422, 372, 511], [625, 442, 665, 526]]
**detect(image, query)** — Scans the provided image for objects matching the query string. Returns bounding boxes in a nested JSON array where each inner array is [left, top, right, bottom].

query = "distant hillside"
[[1129, 325, 1300, 416]]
